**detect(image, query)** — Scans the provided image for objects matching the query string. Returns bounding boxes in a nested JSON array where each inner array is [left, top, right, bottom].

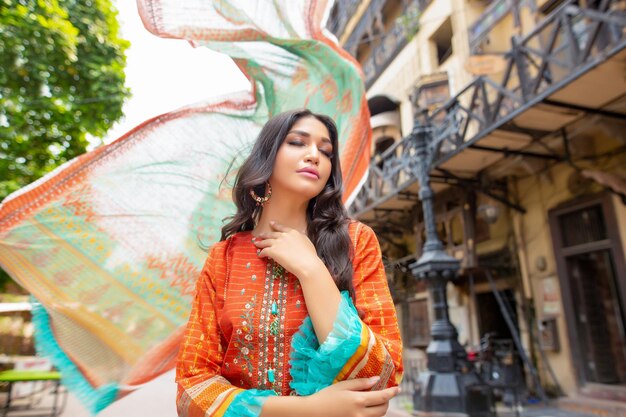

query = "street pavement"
[[58, 372, 410, 417], [518, 407, 599, 417], [2, 371, 599, 417]]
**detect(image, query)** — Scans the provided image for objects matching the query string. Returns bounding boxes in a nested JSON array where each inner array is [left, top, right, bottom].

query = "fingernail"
[[251, 237, 256, 242], [256, 249, 261, 255], [369, 376, 380, 383]]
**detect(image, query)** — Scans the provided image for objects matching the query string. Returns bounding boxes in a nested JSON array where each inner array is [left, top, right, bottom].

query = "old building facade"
[[328, 0, 626, 413]]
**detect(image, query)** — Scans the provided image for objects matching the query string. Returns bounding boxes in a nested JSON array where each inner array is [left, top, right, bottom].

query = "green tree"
[[0, 0, 131, 290], [0, 0, 130, 199]]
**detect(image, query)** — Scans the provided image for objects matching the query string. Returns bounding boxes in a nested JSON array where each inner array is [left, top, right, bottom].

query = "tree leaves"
[[0, 0, 130, 201]]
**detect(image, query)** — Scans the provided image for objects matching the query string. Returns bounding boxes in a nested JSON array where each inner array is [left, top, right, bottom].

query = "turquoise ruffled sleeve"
[[223, 389, 276, 417], [288, 290, 363, 395]]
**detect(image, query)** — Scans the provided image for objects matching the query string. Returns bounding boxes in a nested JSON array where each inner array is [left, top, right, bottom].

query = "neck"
[[254, 192, 310, 235]]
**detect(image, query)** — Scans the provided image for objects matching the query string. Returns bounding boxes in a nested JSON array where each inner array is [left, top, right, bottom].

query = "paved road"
[[0, 361, 603, 417], [51, 374, 594, 417]]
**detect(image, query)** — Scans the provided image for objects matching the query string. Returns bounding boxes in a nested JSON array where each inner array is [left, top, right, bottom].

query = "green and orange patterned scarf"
[[0, 0, 372, 414]]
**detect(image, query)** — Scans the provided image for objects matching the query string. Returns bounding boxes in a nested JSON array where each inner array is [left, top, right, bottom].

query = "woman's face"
[[269, 116, 334, 201]]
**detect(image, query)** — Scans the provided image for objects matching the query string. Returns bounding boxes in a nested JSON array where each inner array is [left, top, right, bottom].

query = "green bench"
[[0, 370, 65, 417]]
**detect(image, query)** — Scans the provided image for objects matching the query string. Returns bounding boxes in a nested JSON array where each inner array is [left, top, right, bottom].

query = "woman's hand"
[[260, 377, 399, 417], [253, 221, 324, 279], [304, 377, 400, 417]]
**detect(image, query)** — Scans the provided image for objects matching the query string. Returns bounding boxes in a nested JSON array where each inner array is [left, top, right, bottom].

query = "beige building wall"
[[341, 0, 626, 400], [366, 0, 478, 136], [510, 163, 608, 394]]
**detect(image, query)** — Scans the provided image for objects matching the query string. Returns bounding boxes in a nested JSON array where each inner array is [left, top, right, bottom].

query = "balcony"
[[362, 0, 429, 88], [348, 1, 626, 218], [337, 0, 431, 89], [361, 17, 412, 87]]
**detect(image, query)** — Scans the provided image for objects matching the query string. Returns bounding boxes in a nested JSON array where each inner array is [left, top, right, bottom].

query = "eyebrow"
[[288, 130, 332, 145]]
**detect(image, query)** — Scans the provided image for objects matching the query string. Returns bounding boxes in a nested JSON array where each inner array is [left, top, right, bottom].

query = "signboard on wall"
[[542, 276, 560, 316]]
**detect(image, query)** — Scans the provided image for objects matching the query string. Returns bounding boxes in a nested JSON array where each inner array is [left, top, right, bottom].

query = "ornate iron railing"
[[349, 128, 420, 215], [343, 0, 386, 54], [349, 111, 459, 215], [326, 0, 361, 39]]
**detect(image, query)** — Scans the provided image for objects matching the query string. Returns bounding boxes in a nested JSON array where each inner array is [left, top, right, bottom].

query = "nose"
[[304, 145, 320, 165]]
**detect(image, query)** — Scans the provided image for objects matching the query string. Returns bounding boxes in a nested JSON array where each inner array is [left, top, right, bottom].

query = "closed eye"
[[288, 140, 333, 159], [321, 149, 333, 158]]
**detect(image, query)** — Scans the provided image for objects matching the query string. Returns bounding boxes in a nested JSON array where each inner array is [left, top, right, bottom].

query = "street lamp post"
[[409, 113, 493, 416]]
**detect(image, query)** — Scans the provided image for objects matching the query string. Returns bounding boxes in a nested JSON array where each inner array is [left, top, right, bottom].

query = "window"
[[431, 17, 453, 65]]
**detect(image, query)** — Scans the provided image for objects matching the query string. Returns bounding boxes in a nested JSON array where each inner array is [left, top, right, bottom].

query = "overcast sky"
[[102, 1, 249, 146]]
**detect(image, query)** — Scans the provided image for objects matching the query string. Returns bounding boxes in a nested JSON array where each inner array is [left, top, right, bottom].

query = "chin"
[[289, 186, 322, 200], [301, 190, 323, 200]]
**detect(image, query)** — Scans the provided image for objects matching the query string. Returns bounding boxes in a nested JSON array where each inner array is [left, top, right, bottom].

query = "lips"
[[296, 168, 320, 179]]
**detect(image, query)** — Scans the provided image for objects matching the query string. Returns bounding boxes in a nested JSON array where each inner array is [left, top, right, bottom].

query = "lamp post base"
[[413, 369, 494, 417]]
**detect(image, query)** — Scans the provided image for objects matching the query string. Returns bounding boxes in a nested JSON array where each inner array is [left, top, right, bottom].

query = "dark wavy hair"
[[220, 109, 355, 300]]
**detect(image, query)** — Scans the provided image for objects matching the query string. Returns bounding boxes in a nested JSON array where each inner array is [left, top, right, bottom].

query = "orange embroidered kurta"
[[176, 220, 403, 417]]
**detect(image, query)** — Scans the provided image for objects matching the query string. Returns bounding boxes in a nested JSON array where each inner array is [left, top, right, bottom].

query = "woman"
[[176, 109, 403, 417]]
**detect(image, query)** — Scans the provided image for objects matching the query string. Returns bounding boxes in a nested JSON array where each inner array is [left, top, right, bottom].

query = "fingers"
[[361, 386, 400, 408], [252, 238, 276, 249], [329, 377, 381, 392], [253, 237, 280, 260], [252, 231, 282, 240], [364, 402, 390, 417]]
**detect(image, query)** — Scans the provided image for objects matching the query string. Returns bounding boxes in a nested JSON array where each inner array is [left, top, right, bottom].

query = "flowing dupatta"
[[0, 0, 373, 414]]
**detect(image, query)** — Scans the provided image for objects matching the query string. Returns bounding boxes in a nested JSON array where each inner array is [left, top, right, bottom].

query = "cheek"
[[271, 151, 298, 182], [321, 160, 333, 181], [272, 149, 291, 171]]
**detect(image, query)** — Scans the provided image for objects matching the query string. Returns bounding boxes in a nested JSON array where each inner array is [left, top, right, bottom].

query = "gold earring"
[[249, 182, 272, 206]]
